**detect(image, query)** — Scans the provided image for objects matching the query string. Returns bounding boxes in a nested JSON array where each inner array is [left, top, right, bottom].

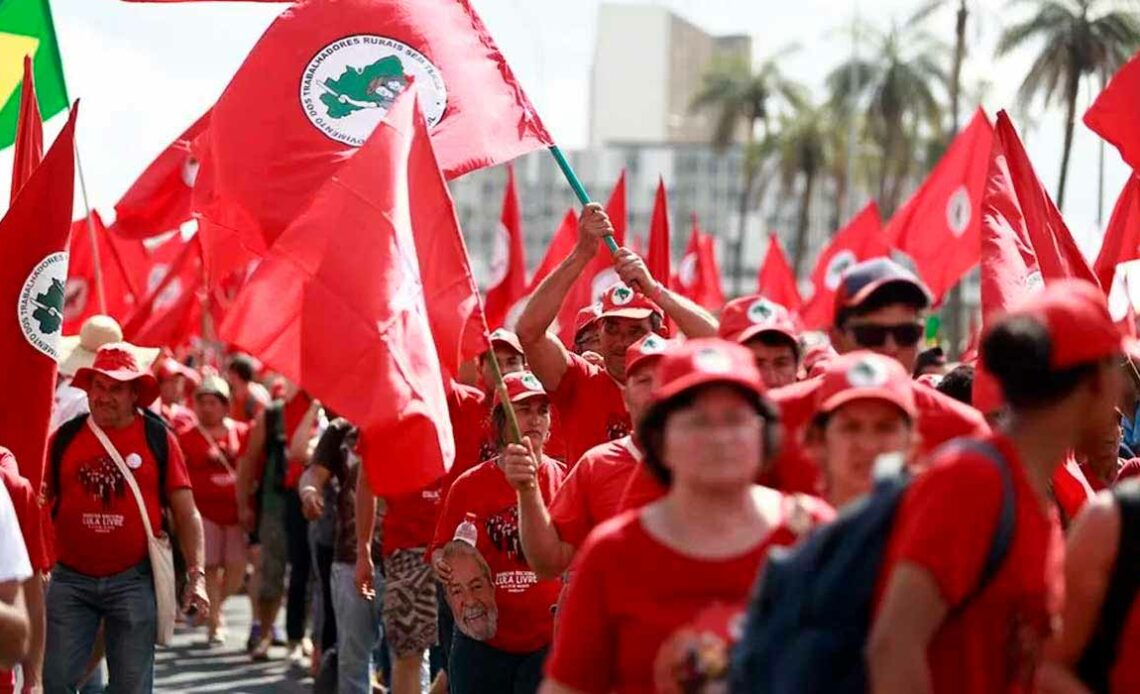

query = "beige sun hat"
[[58, 315, 161, 377]]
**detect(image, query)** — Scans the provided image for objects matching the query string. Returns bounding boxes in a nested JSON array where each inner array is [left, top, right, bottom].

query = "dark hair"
[[913, 346, 946, 377], [227, 354, 256, 383], [980, 315, 1100, 409], [601, 313, 664, 335], [835, 283, 928, 329], [637, 383, 781, 487], [490, 399, 550, 450], [745, 331, 801, 361], [936, 363, 975, 406]]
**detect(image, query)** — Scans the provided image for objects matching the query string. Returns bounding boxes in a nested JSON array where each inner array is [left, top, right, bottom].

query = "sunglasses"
[[846, 322, 924, 348]]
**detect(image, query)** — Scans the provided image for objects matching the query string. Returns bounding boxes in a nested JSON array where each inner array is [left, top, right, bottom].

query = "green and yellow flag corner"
[[0, 0, 67, 149]]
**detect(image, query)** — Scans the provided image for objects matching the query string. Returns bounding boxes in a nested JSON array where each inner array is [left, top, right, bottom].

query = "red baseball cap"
[[492, 371, 549, 409], [816, 351, 917, 419], [574, 304, 602, 339], [155, 358, 201, 387], [598, 282, 663, 322], [802, 342, 839, 380], [991, 278, 1124, 369], [834, 258, 933, 321], [73, 343, 161, 406], [488, 328, 524, 356], [718, 295, 799, 351], [649, 338, 769, 407], [625, 333, 674, 378]]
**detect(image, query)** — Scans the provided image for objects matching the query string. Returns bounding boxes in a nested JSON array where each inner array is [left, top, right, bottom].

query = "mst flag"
[[0, 103, 75, 490], [63, 212, 148, 333], [196, 0, 552, 282], [1094, 176, 1140, 293], [884, 109, 994, 301], [673, 214, 724, 311], [483, 164, 526, 330], [646, 177, 671, 285], [11, 55, 40, 200], [1084, 51, 1140, 171], [801, 202, 888, 329], [221, 93, 466, 494], [0, 0, 67, 150], [756, 234, 802, 314], [501, 208, 576, 332]]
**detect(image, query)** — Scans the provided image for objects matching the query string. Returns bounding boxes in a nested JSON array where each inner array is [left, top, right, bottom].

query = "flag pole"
[[481, 333, 540, 491], [548, 145, 620, 254], [73, 144, 107, 314]]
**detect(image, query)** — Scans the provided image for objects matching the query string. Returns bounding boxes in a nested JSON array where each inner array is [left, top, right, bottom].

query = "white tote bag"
[[87, 419, 178, 645]]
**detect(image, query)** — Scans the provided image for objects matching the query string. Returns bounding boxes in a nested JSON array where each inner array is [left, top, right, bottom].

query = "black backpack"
[[729, 439, 1016, 694], [50, 409, 171, 518], [1076, 478, 1140, 693]]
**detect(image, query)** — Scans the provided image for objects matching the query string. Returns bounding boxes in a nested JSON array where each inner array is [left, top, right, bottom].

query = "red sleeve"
[[3, 474, 48, 573], [913, 385, 990, 454], [549, 462, 591, 548], [164, 431, 193, 493], [890, 456, 1003, 607], [765, 379, 824, 495], [431, 474, 466, 558], [549, 352, 591, 412], [545, 530, 619, 693], [1053, 460, 1093, 520]]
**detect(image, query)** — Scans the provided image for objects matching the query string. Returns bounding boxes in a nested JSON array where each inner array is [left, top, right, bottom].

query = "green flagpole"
[[548, 145, 620, 255]]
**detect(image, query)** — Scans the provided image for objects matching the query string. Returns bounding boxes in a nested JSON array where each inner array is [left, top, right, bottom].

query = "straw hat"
[[58, 315, 160, 377]]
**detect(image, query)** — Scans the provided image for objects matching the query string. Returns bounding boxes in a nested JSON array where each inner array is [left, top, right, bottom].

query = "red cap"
[[802, 342, 839, 380], [816, 351, 917, 419], [834, 258, 932, 321], [492, 371, 548, 409], [718, 295, 799, 349], [598, 282, 663, 322], [488, 328, 524, 356], [574, 304, 602, 339], [72, 343, 161, 406], [650, 338, 767, 405], [992, 278, 1124, 369], [625, 333, 674, 378], [156, 358, 201, 387]]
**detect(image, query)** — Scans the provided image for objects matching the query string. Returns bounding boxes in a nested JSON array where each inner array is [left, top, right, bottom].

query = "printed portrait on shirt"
[[442, 540, 499, 641], [653, 602, 745, 694]]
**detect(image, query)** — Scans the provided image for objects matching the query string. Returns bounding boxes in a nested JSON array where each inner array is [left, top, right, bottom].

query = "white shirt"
[[0, 482, 31, 584]]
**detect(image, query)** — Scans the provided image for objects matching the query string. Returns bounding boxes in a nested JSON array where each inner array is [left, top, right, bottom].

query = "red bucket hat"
[[816, 351, 917, 419], [718, 296, 799, 352], [598, 282, 663, 322], [492, 371, 549, 409], [72, 343, 161, 406], [625, 333, 674, 378]]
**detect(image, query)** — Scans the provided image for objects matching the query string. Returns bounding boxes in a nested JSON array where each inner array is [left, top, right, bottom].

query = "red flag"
[[673, 214, 724, 310], [122, 235, 204, 349], [756, 234, 802, 313], [112, 112, 209, 240], [483, 164, 526, 330], [1094, 175, 1140, 292], [1084, 51, 1140, 171], [0, 104, 77, 491], [555, 171, 626, 346], [196, 0, 552, 283], [800, 202, 887, 329], [884, 109, 994, 301], [63, 212, 149, 332], [646, 177, 671, 284], [220, 93, 469, 494], [11, 55, 41, 202], [501, 208, 576, 331]]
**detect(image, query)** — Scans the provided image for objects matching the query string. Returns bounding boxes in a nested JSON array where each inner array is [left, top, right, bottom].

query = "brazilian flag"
[[0, 0, 66, 149]]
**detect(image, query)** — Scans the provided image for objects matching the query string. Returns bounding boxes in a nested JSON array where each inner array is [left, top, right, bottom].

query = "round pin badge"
[[125, 453, 143, 470]]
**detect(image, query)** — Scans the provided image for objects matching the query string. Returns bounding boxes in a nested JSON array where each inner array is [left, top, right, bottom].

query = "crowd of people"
[[1, 202, 1139, 694]]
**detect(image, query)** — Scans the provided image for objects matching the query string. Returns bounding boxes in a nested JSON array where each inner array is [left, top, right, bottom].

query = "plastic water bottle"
[[455, 513, 478, 547]]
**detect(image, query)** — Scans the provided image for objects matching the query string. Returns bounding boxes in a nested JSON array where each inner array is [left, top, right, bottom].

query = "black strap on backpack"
[[263, 401, 288, 493], [1076, 480, 1140, 693], [51, 409, 171, 518]]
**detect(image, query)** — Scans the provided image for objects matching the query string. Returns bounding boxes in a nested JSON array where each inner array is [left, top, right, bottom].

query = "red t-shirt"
[[1053, 456, 1094, 521], [1110, 578, 1140, 692], [0, 449, 48, 573], [767, 377, 991, 495], [179, 420, 250, 526], [874, 434, 1064, 693], [159, 402, 198, 436], [230, 382, 270, 424], [546, 497, 833, 693], [382, 481, 443, 556], [549, 437, 643, 548], [446, 382, 496, 498], [431, 456, 565, 654], [550, 353, 631, 468], [50, 418, 192, 577]]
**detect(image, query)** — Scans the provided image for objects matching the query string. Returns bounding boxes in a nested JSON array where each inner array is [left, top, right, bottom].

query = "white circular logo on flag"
[[946, 186, 972, 238], [300, 35, 448, 147], [486, 223, 511, 289], [825, 250, 858, 291], [18, 252, 69, 360], [678, 252, 698, 289], [1025, 271, 1045, 293]]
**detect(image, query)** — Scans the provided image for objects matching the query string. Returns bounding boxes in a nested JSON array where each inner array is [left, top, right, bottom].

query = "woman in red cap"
[[431, 371, 565, 694], [868, 279, 1126, 694], [540, 339, 831, 694]]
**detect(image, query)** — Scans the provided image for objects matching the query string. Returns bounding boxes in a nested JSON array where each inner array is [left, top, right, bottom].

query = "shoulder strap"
[[50, 414, 90, 518], [86, 418, 160, 541], [1076, 481, 1140, 691], [944, 439, 1017, 613], [141, 409, 170, 508], [195, 422, 238, 478]]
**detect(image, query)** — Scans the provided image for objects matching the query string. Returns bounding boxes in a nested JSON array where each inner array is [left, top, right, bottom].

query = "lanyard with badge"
[[196, 422, 239, 478]]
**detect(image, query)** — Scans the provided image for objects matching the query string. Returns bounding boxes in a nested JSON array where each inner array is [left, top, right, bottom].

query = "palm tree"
[[775, 101, 831, 278], [997, 0, 1140, 211], [692, 47, 807, 295], [913, 0, 972, 133], [827, 21, 948, 215]]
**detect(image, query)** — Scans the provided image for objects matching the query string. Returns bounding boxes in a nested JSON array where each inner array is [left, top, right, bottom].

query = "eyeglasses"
[[846, 322, 924, 348]]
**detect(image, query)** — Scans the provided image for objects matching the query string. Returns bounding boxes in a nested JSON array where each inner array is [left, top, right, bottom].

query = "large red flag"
[[501, 208, 576, 332], [483, 164, 526, 330], [1084, 51, 1140, 171], [196, 0, 552, 283], [122, 235, 204, 349], [801, 202, 888, 329], [556, 171, 627, 346], [112, 112, 209, 240], [884, 109, 993, 301], [11, 55, 41, 202], [221, 93, 471, 494], [646, 177, 671, 284], [673, 214, 724, 311], [1093, 175, 1140, 292], [63, 212, 149, 333], [756, 234, 802, 313], [0, 104, 77, 490]]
